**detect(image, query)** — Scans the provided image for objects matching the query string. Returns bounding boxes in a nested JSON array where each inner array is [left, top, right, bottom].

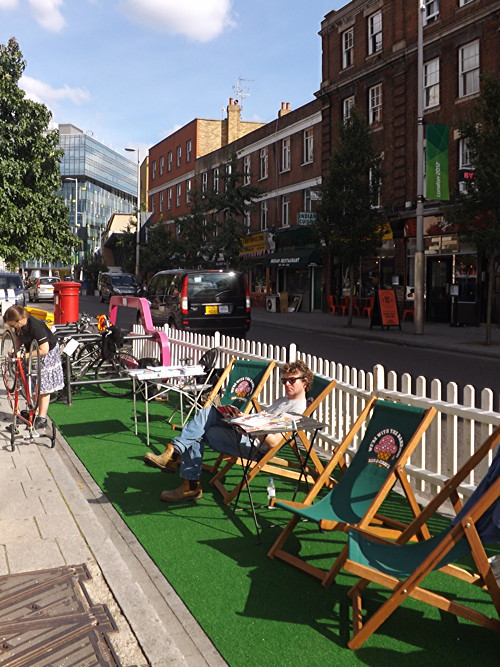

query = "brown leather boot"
[[143, 444, 178, 472], [160, 479, 202, 502]]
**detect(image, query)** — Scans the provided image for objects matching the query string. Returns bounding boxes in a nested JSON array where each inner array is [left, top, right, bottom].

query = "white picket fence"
[[131, 325, 500, 499]]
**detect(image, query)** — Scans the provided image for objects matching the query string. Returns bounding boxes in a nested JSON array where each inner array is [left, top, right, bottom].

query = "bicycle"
[[52, 331, 140, 402], [0, 329, 56, 451]]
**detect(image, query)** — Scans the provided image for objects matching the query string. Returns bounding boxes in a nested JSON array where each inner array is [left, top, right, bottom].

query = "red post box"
[[53, 281, 80, 325]]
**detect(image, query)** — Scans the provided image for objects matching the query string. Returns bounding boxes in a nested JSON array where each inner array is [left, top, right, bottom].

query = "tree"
[[0, 38, 78, 267], [313, 109, 385, 326], [201, 153, 262, 268], [444, 75, 500, 345]]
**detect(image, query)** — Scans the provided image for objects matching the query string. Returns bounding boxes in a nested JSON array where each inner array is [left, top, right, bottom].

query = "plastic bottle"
[[267, 477, 276, 509]]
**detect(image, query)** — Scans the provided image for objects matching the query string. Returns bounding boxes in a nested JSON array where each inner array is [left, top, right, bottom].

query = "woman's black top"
[[17, 316, 57, 351]]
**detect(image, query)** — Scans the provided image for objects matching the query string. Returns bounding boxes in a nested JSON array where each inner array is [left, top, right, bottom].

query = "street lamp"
[[125, 147, 141, 279], [414, 0, 426, 335]]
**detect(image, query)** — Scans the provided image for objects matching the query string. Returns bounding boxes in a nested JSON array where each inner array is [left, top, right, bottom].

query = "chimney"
[[224, 97, 241, 145], [278, 102, 292, 118]]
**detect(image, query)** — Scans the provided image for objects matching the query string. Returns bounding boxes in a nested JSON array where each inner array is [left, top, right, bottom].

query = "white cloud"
[[20, 75, 90, 109], [119, 0, 234, 42], [0, 0, 19, 9], [28, 0, 65, 32]]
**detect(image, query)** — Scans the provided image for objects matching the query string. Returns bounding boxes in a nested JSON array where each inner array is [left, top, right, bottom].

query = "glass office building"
[[59, 124, 136, 263]]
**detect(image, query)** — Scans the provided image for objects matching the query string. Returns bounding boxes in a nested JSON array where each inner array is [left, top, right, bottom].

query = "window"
[[303, 128, 313, 163], [151, 160, 156, 180], [201, 171, 208, 192], [213, 167, 219, 193], [282, 195, 290, 227], [167, 187, 172, 209], [244, 211, 250, 230], [259, 147, 268, 179], [424, 58, 440, 108], [159, 155, 164, 175], [369, 168, 382, 208], [424, 0, 439, 23], [176, 183, 181, 207], [459, 40, 479, 97], [167, 151, 172, 172], [176, 145, 182, 167], [459, 137, 474, 193], [225, 163, 232, 190], [186, 140, 192, 162], [260, 200, 268, 230], [343, 96, 355, 122], [368, 10, 382, 55], [304, 189, 312, 212], [459, 0, 474, 5], [151, 194, 156, 213], [368, 83, 382, 124], [186, 179, 191, 203], [342, 27, 354, 68], [281, 137, 291, 171], [159, 191, 164, 211], [243, 155, 251, 184]]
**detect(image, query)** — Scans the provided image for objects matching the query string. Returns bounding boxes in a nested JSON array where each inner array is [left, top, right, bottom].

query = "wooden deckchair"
[[208, 374, 337, 505], [344, 424, 500, 649], [268, 398, 437, 586]]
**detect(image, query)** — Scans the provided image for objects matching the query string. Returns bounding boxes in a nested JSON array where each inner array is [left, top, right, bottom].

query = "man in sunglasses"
[[144, 360, 314, 502]]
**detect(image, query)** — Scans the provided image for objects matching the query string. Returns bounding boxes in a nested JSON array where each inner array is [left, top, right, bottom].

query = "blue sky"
[[0, 0, 343, 164]]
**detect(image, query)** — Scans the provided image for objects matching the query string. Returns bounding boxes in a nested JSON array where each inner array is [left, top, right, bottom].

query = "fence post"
[[288, 343, 297, 362]]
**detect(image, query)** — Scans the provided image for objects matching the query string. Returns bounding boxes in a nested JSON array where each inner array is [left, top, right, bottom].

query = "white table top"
[[126, 364, 205, 381]]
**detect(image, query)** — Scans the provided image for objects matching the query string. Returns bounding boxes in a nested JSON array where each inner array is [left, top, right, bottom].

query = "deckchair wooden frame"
[[208, 376, 338, 505], [267, 398, 437, 587], [344, 424, 500, 649]]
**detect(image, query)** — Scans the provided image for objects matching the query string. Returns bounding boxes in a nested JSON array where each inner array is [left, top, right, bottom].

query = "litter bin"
[[53, 281, 80, 325]]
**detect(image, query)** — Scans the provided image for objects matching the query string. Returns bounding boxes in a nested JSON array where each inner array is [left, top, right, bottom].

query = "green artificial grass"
[[49, 389, 500, 666]]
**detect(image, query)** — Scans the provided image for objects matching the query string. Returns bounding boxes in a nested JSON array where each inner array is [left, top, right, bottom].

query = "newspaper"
[[229, 411, 299, 433]]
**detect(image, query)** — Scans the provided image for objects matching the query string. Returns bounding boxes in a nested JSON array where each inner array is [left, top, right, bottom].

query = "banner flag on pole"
[[426, 124, 450, 201]]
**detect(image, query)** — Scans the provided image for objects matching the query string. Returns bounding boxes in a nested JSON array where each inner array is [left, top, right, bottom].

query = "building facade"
[[58, 124, 137, 265], [318, 0, 500, 323]]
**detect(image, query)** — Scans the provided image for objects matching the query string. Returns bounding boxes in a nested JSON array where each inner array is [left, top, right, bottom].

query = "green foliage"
[[81, 254, 107, 282], [445, 75, 500, 255], [314, 109, 385, 266], [0, 38, 79, 266]]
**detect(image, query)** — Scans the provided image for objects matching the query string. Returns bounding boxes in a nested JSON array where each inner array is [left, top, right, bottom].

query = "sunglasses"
[[281, 376, 305, 385]]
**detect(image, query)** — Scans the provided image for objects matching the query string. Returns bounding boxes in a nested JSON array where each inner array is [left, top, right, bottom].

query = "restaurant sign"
[[298, 212, 317, 226], [240, 232, 267, 257]]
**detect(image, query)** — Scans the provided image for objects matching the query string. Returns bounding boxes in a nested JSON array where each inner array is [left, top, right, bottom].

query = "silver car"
[[28, 277, 59, 302]]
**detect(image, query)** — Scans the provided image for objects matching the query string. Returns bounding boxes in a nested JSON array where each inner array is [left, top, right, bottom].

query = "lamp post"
[[64, 177, 79, 276], [125, 147, 141, 279], [414, 0, 426, 335]]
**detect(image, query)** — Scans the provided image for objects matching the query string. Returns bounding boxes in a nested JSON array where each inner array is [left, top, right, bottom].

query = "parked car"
[[0, 273, 26, 308], [97, 272, 141, 302], [28, 276, 59, 302], [143, 269, 251, 338]]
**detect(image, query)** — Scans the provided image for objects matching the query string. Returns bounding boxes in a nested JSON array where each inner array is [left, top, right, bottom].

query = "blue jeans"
[[172, 406, 256, 480]]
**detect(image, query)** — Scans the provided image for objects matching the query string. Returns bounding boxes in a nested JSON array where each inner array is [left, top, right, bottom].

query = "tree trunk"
[[485, 254, 494, 345]]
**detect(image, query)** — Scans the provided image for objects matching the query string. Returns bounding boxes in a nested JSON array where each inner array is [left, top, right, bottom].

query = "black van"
[[145, 269, 251, 337]]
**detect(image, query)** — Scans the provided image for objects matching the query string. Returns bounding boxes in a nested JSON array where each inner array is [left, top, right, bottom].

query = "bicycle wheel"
[[96, 350, 139, 397], [1, 329, 17, 394], [26, 339, 41, 411]]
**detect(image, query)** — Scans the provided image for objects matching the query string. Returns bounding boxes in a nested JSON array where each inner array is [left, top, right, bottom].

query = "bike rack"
[[108, 296, 171, 366]]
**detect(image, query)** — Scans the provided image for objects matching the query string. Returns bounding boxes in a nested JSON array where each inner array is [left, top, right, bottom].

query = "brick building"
[[318, 0, 500, 323], [194, 98, 323, 311]]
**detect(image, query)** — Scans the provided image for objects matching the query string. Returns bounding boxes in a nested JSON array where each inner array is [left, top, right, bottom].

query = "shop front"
[[264, 248, 322, 312], [239, 232, 271, 308]]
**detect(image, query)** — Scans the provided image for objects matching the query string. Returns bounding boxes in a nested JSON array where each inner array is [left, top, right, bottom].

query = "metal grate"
[[0, 564, 123, 666]]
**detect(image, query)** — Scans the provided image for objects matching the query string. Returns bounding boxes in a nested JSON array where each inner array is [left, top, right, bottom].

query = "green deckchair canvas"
[[344, 424, 500, 649], [209, 373, 337, 505], [203, 358, 275, 414], [268, 398, 436, 586]]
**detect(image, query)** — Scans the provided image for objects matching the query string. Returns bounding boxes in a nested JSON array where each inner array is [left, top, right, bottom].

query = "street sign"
[[298, 212, 317, 225]]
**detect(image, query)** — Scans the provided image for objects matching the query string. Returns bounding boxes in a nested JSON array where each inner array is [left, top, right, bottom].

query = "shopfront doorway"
[[426, 256, 452, 322]]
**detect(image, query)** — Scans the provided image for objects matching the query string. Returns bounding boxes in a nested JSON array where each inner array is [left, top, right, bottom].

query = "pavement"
[[1, 303, 499, 666]]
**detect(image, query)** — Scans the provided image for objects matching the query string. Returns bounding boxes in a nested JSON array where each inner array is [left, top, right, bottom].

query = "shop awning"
[[264, 248, 322, 268]]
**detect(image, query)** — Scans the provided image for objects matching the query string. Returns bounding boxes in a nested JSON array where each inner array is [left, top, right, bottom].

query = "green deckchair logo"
[[230, 376, 255, 402], [367, 429, 404, 469]]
